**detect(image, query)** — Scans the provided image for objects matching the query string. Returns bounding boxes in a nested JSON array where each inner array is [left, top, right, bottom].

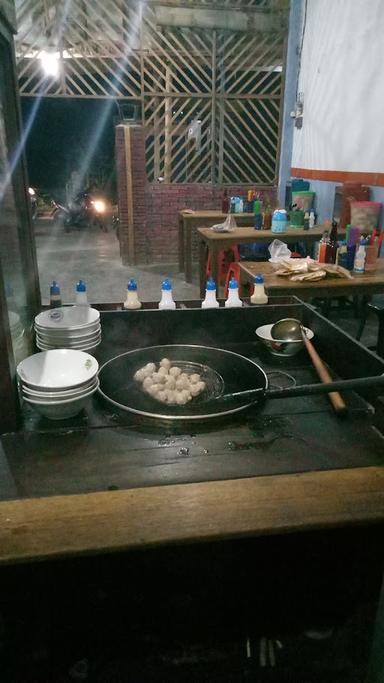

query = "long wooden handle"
[[301, 332, 348, 415]]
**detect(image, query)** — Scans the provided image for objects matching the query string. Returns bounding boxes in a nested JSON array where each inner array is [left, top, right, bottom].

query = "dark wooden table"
[[179, 210, 254, 283], [197, 225, 331, 295]]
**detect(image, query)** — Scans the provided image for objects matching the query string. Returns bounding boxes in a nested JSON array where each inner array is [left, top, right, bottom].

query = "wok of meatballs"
[[134, 358, 206, 405]]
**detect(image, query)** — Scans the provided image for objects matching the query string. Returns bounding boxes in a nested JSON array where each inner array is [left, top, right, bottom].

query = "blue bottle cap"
[[127, 278, 138, 291], [50, 280, 60, 294], [162, 278, 172, 290], [228, 277, 238, 289], [76, 279, 86, 292], [255, 274, 264, 284], [206, 277, 216, 291]]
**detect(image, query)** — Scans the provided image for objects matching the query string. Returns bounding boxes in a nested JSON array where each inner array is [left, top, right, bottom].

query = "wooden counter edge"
[[0, 466, 383, 565]]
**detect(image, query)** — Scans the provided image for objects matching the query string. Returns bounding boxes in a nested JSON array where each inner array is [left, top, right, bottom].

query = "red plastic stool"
[[224, 262, 241, 298], [206, 245, 240, 285]]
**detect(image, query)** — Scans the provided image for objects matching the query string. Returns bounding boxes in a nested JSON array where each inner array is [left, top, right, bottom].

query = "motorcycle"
[[53, 191, 108, 232], [28, 187, 37, 220]]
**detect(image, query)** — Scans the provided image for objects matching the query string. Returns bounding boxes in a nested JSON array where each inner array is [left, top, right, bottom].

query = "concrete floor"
[[34, 217, 382, 353], [34, 218, 200, 305]]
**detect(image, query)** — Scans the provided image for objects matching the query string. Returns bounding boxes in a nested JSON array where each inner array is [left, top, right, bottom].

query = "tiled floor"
[[34, 218, 382, 353]]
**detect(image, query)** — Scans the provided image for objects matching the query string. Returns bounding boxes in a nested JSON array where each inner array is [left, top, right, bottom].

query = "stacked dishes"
[[34, 306, 101, 352], [17, 349, 99, 419]]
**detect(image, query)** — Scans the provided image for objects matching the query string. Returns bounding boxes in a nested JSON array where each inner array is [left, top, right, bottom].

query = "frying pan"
[[98, 345, 384, 422]]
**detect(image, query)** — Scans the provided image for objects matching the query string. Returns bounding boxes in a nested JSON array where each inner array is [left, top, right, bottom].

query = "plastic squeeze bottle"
[[250, 274, 268, 305], [354, 240, 366, 273], [50, 281, 62, 308], [225, 277, 243, 308], [75, 279, 89, 305], [201, 277, 219, 309], [159, 278, 176, 310], [124, 278, 142, 309]]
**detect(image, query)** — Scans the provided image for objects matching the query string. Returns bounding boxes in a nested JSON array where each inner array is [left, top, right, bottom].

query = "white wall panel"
[[292, 0, 384, 173]]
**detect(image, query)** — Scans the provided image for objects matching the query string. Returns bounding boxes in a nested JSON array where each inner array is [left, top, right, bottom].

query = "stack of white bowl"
[[34, 306, 101, 352], [17, 349, 99, 420]]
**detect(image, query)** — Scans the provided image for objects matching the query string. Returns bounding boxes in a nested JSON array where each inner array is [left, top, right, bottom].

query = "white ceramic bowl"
[[22, 377, 98, 399], [35, 340, 101, 353], [256, 323, 314, 357], [35, 321, 101, 337], [23, 382, 98, 404], [23, 392, 95, 420], [17, 349, 99, 390], [35, 306, 99, 330], [35, 327, 101, 341]]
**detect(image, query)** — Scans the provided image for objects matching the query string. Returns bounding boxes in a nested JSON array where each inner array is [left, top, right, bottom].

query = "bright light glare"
[[28, 187, 35, 196], [92, 200, 106, 214], [40, 51, 60, 78]]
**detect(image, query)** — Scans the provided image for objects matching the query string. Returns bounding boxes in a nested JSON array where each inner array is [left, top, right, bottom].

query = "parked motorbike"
[[28, 187, 37, 220], [53, 191, 108, 232]]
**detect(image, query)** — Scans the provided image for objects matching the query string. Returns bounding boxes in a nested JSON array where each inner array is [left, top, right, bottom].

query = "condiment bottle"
[[201, 277, 219, 309], [75, 279, 89, 305], [253, 199, 263, 230], [354, 240, 366, 273], [50, 281, 62, 308], [309, 210, 316, 228], [318, 230, 329, 263], [303, 211, 310, 230], [159, 278, 176, 310], [124, 278, 142, 309], [326, 220, 338, 263], [225, 277, 243, 308], [250, 274, 268, 305]]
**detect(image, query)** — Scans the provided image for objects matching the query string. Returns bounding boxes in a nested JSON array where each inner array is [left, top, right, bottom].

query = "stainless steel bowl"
[[255, 323, 314, 357]]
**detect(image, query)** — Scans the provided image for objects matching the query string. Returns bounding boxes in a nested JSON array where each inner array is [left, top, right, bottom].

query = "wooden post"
[[164, 65, 172, 182]]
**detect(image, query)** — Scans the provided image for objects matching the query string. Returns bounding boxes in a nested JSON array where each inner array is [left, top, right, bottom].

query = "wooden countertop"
[[240, 259, 384, 295], [198, 225, 329, 242], [0, 466, 383, 565]]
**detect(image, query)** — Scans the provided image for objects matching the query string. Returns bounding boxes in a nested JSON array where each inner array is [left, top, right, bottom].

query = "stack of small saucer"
[[34, 306, 101, 352]]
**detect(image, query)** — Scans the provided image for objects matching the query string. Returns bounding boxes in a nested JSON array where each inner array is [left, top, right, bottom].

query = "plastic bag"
[[210, 214, 237, 232], [268, 239, 291, 263]]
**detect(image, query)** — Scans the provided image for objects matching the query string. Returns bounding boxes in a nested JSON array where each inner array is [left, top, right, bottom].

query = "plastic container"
[[202, 278, 219, 309], [290, 209, 304, 228], [292, 191, 315, 212], [250, 274, 268, 305], [124, 278, 142, 309], [364, 241, 379, 271], [309, 210, 316, 228], [225, 278, 243, 308], [350, 201, 381, 232], [271, 209, 288, 234], [75, 279, 88, 305], [354, 241, 366, 273], [50, 281, 62, 308], [159, 278, 176, 310], [253, 200, 263, 230]]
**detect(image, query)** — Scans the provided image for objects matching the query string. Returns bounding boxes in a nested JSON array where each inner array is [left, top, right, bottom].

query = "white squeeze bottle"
[[354, 240, 366, 273], [225, 277, 243, 308], [75, 279, 89, 305], [159, 278, 176, 310], [201, 277, 219, 309], [250, 273, 268, 305], [124, 278, 142, 309]]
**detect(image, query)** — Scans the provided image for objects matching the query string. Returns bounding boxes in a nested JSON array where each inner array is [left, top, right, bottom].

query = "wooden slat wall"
[[14, 0, 287, 184]]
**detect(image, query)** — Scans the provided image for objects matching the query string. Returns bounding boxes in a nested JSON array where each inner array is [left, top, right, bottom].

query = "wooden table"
[[197, 225, 330, 295], [239, 259, 384, 301], [179, 210, 253, 283]]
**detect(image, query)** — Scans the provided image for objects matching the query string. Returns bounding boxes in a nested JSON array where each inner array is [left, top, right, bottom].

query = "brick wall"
[[116, 123, 277, 264]]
